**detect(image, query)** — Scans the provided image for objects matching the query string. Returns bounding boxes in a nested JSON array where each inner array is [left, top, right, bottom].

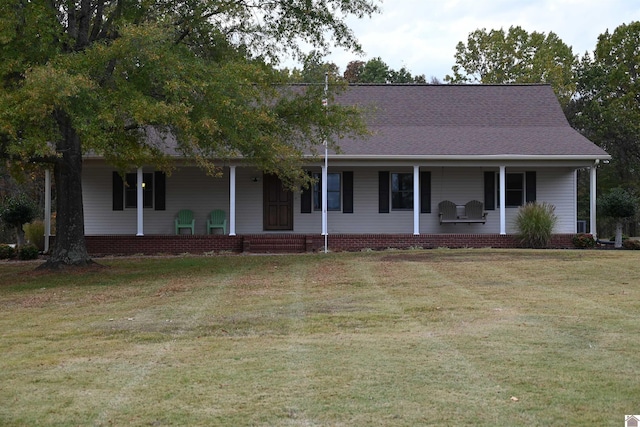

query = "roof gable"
[[332, 84, 609, 158]]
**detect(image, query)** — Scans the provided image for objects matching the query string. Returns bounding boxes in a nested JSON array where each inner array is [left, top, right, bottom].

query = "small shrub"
[[24, 220, 45, 251], [610, 234, 628, 242], [0, 244, 15, 259], [623, 239, 640, 250], [515, 202, 558, 249], [18, 244, 39, 260], [572, 233, 596, 249]]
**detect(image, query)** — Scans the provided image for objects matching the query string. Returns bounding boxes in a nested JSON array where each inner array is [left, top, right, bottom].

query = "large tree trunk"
[[39, 112, 93, 269]]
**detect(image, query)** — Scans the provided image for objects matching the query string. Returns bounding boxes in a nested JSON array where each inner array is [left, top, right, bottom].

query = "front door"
[[263, 174, 293, 230]]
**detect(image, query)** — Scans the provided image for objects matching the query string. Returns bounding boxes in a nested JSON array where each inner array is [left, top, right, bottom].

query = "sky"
[[312, 0, 640, 81]]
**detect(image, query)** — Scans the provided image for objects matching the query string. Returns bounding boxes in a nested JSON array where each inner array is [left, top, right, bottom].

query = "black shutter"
[[343, 171, 353, 213], [378, 171, 389, 213], [420, 171, 431, 213], [526, 171, 536, 203], [154, 171, 166, 211], [300, 172, 312, 213], [112, 172, 124, 211], [484, 171, 495, 210]]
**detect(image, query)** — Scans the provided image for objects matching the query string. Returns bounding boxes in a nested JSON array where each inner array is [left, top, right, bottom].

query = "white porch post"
[[44, 169, 52, 253], [321, 163, 328, 236], [136, 167, 144, 236], [590, 162, 598, 239], [499, 165, 506, 235], [413, 165, 420, 235], [229, 165, 236, 236]]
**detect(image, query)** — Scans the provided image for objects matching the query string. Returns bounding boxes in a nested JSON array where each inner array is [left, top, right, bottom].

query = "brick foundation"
[[72, 233, 576, 256]]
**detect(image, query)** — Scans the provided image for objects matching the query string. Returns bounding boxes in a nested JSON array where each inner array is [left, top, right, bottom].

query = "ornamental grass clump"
[[515, 202, 557, 248]]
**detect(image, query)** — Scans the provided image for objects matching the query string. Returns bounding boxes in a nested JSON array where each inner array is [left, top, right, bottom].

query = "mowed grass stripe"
[[1, 250, 639, 426]]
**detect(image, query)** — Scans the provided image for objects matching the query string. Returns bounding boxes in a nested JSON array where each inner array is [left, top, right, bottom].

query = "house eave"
[[316, 154, 611, 161]]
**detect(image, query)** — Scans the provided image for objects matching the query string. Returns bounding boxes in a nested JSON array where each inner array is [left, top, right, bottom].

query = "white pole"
[[499, 165, 506, 235], [136, 167, 144, 236], [44, 169, 51, 253], [229, 165, 236, 236], [413, 165, 420, 235], [590, 161, 598, 239], [323, 72, 329, 253]]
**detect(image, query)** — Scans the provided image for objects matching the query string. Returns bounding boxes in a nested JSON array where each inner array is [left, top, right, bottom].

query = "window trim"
[[496, 172, 535, 208], [391, 172, 414, 210], [124, 172, 154, 209], [313, 172, 341, 211]]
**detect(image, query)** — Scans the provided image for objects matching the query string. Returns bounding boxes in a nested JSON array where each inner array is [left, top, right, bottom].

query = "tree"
[[445, 26, 577, 107], [343, 58, 427, 83], [571, 22, 640, 188], [359, 57, 390, 83], [344, 60, 365, 83], [285, 51, 341, 84], [598, 188, 638, 248], [0, 194, 37, 248], [0, 0, 377, 268]]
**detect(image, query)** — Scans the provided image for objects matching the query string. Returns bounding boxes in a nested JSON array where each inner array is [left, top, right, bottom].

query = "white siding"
[[83, 164, 579, 235]]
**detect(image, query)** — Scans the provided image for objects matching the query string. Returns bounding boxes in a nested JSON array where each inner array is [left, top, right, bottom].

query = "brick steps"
[[243, 236, 307, 253]]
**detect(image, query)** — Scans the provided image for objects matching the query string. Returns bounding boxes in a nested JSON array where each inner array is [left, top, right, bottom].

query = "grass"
[[1, 249, 639, 426]]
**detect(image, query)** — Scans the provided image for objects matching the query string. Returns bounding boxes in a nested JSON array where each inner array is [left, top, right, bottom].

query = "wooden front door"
[[263, 174, 293, 230]]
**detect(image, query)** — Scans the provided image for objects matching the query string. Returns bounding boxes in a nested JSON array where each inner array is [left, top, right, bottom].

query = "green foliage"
[[24, 220, 45, 251], [0, 195, 37, 228], [18, 244, 39, 260], [0, 244, 15, 259], [342, 58, 426, 83], [572, 233, 596, 249], [515, 202, 558, 248], [598, 188, 637, 220], [446, 26, 576, 106], [0, 0, 378, 265], [573, 22, 640, 185]]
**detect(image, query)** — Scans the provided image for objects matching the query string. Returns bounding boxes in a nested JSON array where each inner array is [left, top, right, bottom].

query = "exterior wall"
[[83, 164, 578, 235]]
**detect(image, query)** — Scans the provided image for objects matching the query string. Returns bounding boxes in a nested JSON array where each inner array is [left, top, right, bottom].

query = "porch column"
[[499, 165, 506, 235], [44, 169, 52, 253], [413, 165, 420, 235], [136, 167, 144, 236], [321, 163, 328, 236], [229, 165, 236, 236], [590, 162, 598, 239]]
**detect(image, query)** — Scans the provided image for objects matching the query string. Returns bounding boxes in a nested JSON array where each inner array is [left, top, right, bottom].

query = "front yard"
[[1, 249, 638, 426]]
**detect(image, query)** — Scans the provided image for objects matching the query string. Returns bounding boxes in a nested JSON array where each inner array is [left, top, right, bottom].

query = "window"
[[125, 173, 154, 209], [505, 173, 524, 207], [391, 173, 413, 209], [313, 172, 341, 211], [494, 171, 536, 208]]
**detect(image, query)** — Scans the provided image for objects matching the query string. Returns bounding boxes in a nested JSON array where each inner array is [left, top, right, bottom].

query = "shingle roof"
[[332, 84, 609, 158]]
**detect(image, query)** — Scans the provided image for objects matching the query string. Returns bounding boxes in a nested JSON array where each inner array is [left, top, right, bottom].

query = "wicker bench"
[[438, 200, 488, 224]]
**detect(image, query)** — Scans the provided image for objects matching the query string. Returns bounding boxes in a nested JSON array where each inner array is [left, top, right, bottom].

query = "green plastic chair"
[[175, 209, 195, 235], [207, 209, 227, 235]]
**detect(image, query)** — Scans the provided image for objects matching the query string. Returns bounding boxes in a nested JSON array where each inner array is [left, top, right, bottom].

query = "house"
[[64, 84, 610, 254]]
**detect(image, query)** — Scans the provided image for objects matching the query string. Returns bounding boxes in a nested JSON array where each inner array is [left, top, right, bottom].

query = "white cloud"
[[320, 0, 640, 80]]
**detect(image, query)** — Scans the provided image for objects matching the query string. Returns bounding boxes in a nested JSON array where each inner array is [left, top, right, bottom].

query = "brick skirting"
[[71, 233, 577, 256]]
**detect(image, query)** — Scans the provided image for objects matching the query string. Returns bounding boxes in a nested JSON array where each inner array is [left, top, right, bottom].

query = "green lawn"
[[1, 249, 639, 426]]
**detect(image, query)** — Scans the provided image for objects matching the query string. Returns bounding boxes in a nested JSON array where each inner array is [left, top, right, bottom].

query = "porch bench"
[[439, 200, 488, 224]]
